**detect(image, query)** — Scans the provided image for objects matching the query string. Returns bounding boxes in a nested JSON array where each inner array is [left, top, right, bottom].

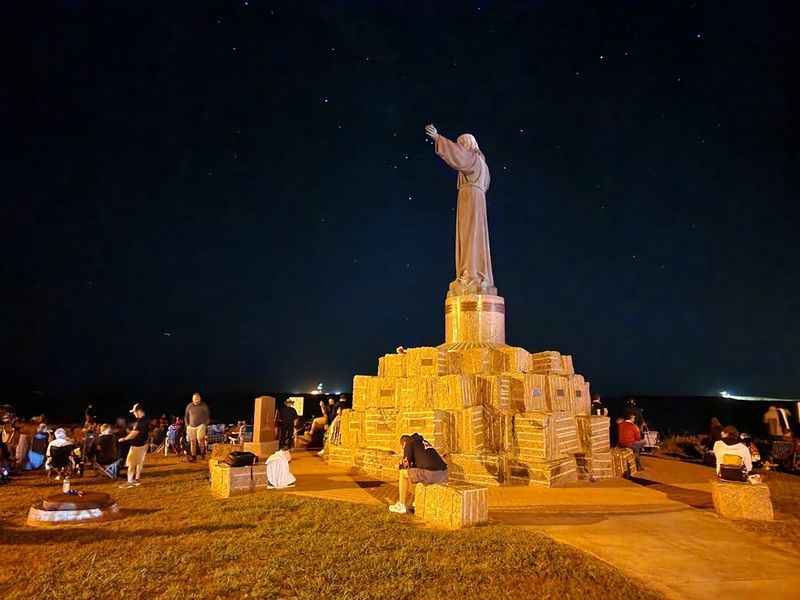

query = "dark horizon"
[[6, 1, 797, 406]]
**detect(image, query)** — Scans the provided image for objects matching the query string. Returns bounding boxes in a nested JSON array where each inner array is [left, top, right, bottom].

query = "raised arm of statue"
[[434, 135, 479, 172]]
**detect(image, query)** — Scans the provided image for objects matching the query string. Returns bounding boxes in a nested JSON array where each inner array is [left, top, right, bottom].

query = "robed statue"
[[425, 124, 496, 297]]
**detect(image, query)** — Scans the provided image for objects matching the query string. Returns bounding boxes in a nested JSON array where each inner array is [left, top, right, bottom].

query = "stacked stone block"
[[332, 345, 614, 487]]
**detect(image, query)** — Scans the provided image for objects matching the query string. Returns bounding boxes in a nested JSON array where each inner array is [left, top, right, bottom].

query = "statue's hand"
[[425, 123, 439, 140]]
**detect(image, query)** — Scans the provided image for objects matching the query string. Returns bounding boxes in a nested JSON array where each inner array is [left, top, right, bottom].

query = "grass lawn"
[[0, 455, 663, 600]]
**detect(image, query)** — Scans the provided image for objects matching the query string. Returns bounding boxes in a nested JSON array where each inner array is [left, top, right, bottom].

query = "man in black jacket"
[[389, 433, 448, 514]]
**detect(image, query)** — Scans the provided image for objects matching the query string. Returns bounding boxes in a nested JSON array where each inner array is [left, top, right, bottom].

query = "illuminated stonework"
[[327, 290, 618, 487]]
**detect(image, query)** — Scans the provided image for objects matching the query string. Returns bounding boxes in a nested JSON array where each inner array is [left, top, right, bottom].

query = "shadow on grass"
[[0, 522, 255, 545], [630, 475, 713, 509]]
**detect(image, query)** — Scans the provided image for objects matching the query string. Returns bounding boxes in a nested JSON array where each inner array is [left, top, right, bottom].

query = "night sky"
[[7, 1, 798, 415]]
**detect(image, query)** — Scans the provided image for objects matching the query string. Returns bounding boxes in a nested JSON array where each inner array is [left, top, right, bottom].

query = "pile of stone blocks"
[[710, 479, 774, 521], [330, 344, 616, 487], [414, 482, 488, 529]]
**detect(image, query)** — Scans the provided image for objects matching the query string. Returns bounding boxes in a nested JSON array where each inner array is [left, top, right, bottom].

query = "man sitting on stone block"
[[712, 426, 753, 482], [389, 433, 448, 515]]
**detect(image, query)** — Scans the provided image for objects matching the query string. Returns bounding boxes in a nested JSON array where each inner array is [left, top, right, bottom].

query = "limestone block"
[[210, 460, 268, 498], [576, 451, 613, 480], [353, 447, 399, 481], [523, 374, 549, 412], [339, 409, 364, 448], [530, 351, 564, 374], [461, 347, 503, 374], [575, 415, 610, 455], [368, 377, 399, 409], [553, 415, 580, 455], [363, 409, 400, 451], [561, 354, 575, 375], [396, 410, 451, 455], [352, 375, 372, 411], [498, 346, 531, 373], [397, 377, 437, 410], [710, 479, 774, 521], [414, 482, 488, 529], [477, 374, 516, 412], [447, 453, 504, 486], [378, 353, 407, 377], [611, 448, 637, 477], [434, 374, 478, 409], [546, 374, 571, 413], [508, 455, 577, 487], [406, 347, 445, 377], [565, 374, 590, 415], [514, 412, 556, 461], [452, 406, 486, 454], [443, 350, 463, 374], [327, 445, 355, 468]]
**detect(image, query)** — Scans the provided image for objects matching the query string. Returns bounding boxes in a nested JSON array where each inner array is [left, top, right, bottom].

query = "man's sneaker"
[[388, 502, 408, 514]]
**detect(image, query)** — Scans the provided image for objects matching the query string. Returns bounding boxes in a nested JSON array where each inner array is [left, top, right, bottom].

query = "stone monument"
[[327, 125, 617, 486], [242, 395, 279, 458]]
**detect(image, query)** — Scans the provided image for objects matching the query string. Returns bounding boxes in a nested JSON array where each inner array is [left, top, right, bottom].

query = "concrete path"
[[283, 451, 800, 599]]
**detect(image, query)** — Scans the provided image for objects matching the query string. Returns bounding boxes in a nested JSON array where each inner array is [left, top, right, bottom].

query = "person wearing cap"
[[118, 403, 148, 487], [45, 427, 74, 477], [184, 392, 210, 462]]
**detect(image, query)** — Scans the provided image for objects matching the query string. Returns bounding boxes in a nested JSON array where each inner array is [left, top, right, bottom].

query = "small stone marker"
[[710, 478, 774, 521], [242, 395, 279, 458], [414, 481, 488, 529]]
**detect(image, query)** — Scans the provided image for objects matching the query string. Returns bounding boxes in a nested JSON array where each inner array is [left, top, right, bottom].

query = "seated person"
[[309, 401, 328, 438], [45, 428, 75, 478], [617, 413, 645, 470], [26, 424, 50, 470], [0, 440, 11, 483], [92, 425, 119, 466], [712, 426, 752, 481], [389, 433, 448, 515]]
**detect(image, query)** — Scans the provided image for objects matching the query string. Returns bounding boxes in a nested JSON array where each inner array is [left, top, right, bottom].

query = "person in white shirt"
[[712, 425, 752, 476]]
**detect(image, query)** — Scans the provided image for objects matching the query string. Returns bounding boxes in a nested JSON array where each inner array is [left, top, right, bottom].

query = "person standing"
[[119, 404, 148, 487], [184, 392, 210, 462], [276, 399, 298, 449]]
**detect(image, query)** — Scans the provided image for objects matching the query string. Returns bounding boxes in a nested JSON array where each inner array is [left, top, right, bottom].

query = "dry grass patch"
[[0, 456, 663, 600]]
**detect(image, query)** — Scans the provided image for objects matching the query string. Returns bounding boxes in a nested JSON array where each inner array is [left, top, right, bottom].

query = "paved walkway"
[[281, 451, 800, 599]]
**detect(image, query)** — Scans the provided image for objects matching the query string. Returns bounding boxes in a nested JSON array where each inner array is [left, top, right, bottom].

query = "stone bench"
[[611, 448, 637, 477], [710, 478, 774, 521], [210, 459, 267, 499], [414, 481, 488, 529]]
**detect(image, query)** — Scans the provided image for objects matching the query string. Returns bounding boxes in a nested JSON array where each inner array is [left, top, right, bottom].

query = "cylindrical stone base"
[[444, 294, 505, 345]]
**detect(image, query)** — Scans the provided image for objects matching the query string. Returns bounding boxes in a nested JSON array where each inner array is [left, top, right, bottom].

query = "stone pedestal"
[[443, 294, 505, 346], [242, 395, 278, 458], [710, 479, 774, 521]]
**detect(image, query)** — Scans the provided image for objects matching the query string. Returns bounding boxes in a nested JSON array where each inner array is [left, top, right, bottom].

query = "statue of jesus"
[[426, 123, 496, 297]]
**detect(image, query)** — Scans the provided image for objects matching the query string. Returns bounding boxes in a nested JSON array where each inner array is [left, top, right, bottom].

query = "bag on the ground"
[[224, 451, 257, 468]]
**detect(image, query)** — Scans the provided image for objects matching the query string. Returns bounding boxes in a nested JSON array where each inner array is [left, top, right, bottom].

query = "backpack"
[[224, 451, 257, 468]]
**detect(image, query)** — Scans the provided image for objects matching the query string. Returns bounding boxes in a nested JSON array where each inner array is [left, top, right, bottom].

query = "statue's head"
[[457, 133, 480, 152]]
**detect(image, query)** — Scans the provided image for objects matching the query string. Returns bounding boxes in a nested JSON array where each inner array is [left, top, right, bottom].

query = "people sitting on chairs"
[[91, 424, 120, 479], [45, 428, 76, 480], [713, 426, 753, 482], [25, 423, 50, 470], [617, 413, 645, 471]]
